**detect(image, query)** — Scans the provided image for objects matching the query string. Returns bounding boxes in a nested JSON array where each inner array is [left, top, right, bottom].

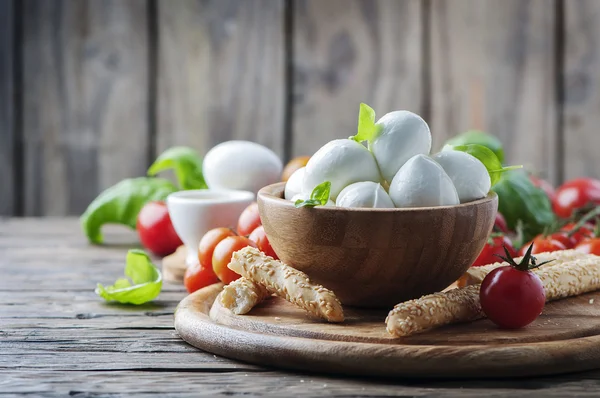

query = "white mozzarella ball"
[[371, 111, 432, 182], [432, 150, 491, 203], [335, 182, 395, 209], [389, 154, 459, 208], [284, 167, 305, 200], [302, 139, 381, 200], [290, 192, 334, 207], [203, 141, 283, 195]]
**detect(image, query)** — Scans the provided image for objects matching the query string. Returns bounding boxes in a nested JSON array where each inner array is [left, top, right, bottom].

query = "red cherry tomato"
[[553, 178, 600, 219], [212, 236, 258, 284], [480, 266, 546, 329], [530, 175, 556, 203], [519, 235, 567, 256], [237, 203, 262, 236], [248, 225, 278, 260], [494, 212, 509, 234], [575, 238, 600, 255], [198, 228, 237, 269], [472, 235, 516, 267], [547, 232, 574, 249], [184, 262, 220, 293], [136, 201, 182, 256], [561, 222, 594, 246]]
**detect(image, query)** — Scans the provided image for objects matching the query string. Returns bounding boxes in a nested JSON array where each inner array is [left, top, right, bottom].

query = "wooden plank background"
[[1, 0, 599, 216]]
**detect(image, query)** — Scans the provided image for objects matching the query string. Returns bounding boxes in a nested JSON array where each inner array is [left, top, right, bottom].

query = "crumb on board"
[[590, 299, 595, 304]]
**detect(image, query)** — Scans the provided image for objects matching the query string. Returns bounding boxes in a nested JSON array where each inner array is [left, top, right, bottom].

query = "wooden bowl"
[[257, 182, 498, 308]]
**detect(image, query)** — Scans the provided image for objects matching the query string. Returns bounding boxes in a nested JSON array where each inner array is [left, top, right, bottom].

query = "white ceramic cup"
[[166, 189, 255, 267]]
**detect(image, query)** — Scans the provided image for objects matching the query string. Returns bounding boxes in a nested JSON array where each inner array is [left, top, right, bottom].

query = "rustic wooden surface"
[[2, 218, 600, 396], [21, 0, 150, 216], [0, 0, 15, 216], [177, 285, 600, 378]]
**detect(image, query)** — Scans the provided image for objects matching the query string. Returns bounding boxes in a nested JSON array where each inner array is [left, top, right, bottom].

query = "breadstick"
[[219, 277, 270, 315], [458, 250, 590, 287], [227, 247, 344, 322], [387, 255, 600, 337]]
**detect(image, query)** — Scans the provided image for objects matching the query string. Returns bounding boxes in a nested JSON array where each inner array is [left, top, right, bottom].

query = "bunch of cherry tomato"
[[473, 176, 600, 268]]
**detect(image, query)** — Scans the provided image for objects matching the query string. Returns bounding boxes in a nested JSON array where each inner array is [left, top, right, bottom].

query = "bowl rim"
[[258, 182, 497, 212]]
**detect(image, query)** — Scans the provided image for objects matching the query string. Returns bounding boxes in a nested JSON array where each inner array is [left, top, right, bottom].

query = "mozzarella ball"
[[291, 192, 334, 207], [371, 111, 432, 182], [284, 167, 305, 200], [389, 154, 459, 208], [302, 139, 381, 200], [336, 182, 395, 209], [432, 150, 491, 203], [203, 141, 282, 195]]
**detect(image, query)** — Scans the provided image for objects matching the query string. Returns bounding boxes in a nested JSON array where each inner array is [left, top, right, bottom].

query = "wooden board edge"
[[174, 286, 600, 379]]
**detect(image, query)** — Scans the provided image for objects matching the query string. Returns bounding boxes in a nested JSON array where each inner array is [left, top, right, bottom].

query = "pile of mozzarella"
[[285, 111, 491, 209]]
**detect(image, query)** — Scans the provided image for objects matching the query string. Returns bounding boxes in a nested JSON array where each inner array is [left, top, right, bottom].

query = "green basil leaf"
[[80, 177, 177, 244], [349, 103, 381, 145], [148, 146, 207, 190], [448, 144, 521, 186], [445, 130, 505, 164], [294, 181, 331, 208], [96, 249, 162, 305], [492, 171, 557, 244]]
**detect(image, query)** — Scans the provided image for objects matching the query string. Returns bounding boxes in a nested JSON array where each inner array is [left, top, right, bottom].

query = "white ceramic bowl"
[[166, 189, 255, 266]]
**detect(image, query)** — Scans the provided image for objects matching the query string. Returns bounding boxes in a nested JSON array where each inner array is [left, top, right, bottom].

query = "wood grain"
[[563, 0, 600, 179], [156, 0, 286, 158], [429, 0, 558, 182], [177, 284, 600, 378], [21, 0, 150, 216], [291, 0, 424, 157], [258, 183, 497, 307], [4, 218, 600, 396], [0, 0, 15, 216]]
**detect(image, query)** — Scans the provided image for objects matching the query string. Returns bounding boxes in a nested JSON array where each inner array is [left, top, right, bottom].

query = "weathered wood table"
[[3, 218, 600, 397]]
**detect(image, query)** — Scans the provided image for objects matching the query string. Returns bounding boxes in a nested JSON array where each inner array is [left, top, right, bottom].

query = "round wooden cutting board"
[[174, 284, 600, 378]]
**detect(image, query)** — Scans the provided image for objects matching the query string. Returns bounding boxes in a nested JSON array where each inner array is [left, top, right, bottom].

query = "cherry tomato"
[[212, 236, 258, 284], [575, 238, 600, 255], [282, 156, 310, 182], [198, 227, 237, 268], [553, 178, 600, 219], [480, 266, 545, 329], [519, 235, 567, 256], [530, 175, 556, 203], [248, 225, 278, 259], [237, 203, 262, 236], [494, 212, 509, 234], [472, 235, 516, 267], [547, 232, 574, 249], [136, 201, 182, 256], [561, 222, 594, 246], [184, 262, 220, 293]]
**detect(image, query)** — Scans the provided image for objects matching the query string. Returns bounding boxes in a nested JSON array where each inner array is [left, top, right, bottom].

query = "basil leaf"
[[448, 144, 521, 186], [148, 146, 207, 190], [294, 181, 331, 208], [96, 249, 162, 305], [492, 171, 556, 244], [349, 103, 381, 145], [445, 130, 505, 164], [81, 177, 177, 244]]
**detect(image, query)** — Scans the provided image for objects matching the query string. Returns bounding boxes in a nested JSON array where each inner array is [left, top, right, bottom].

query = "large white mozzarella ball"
[[336, 182, 395, 209], [371, 111, 432, 182], [389, 154, 459, 208], [290, 192, 335, 207], [302, 139, 381, 200], [432, 150, 491, 203], [203, 141, 282, 195], [284, 167, 305, 200]]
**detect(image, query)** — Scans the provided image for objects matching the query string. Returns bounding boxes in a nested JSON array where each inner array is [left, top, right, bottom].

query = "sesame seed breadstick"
[[387, 253, 600, 337], [386, 285, 483, 337], [219, 277, 271, 315], [227, 247, 344, 322], [458, 250, 588, 288]]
